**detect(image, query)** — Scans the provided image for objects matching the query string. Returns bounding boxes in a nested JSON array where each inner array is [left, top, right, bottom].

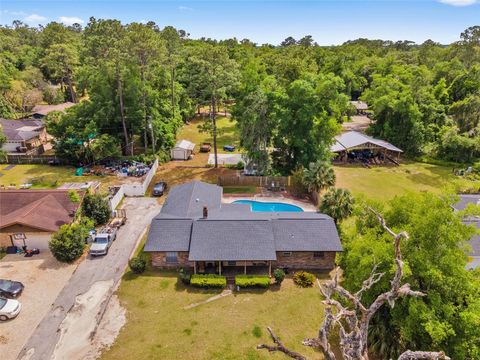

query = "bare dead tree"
[[257, 207, 450, 360]]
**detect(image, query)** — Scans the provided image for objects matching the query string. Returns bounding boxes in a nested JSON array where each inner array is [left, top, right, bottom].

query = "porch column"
[[194, 261, 197, 275], [219, 261, 222, 276], [244, 261, 247, 275], [269, 261, 272, 277]]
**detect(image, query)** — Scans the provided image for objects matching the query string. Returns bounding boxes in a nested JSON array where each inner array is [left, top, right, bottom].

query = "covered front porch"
[[193, 260, 272, 276]]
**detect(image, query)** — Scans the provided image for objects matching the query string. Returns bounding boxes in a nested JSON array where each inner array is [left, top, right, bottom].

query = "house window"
[[313, 252, 324, 258], [165, 252, 178, 263], [282, 252, 292, 257], [227, 261, 236, 266]]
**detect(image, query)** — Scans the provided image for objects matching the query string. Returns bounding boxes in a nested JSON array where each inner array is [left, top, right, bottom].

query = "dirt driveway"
[[0, 253, 76, 360]]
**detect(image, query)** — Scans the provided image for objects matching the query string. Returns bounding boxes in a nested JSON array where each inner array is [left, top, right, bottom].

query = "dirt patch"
[[342, 115, 371, 132], [183, 289, 232, 309], [83, 295, 126, 360], [52, 280, 114, 360]]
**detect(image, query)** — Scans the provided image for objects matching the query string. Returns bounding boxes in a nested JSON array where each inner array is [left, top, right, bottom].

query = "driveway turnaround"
[[0, 253, 76, 360], [17, 197, 160, 360]]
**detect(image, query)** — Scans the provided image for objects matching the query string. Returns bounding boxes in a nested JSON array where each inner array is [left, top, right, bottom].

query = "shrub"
[[235, 275, 270, 288], [49, 217, 94, 263], [273, 268, 286, 284], [252, 325, 262, 338], [68, 190, 81, 203], [129, 256, 146, 274], [179, 268, 191, 285], [190, 274, 226, 288], [293, 271, 316, 288], [82, 193, 111, 225]]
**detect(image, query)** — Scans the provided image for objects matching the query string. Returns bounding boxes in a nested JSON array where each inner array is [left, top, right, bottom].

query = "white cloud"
[[59, 16, 84, 25], [24, 14, 47, 23], [438, 0, 478, 6], [178, 6, 193, 11], [4, 10, 27, 16], [139, 19, 148, 24]]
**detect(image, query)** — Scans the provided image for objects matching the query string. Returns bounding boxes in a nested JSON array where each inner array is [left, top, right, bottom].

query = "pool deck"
[[222, 194, 317, 212]]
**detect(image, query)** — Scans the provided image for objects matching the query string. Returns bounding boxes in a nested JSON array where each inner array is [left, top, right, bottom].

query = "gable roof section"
[[188, 220, 277, 261], [272, 218, 342, 252], [144, 218, 193, 252], [331, 131, 403, 153], [173, 139, 195, 150], [453, 194, 480, 211], [31, 102, 75, 116], [160, 181, 222, 218], [0, 190, 80, 232], [0, 118, 45, 142]]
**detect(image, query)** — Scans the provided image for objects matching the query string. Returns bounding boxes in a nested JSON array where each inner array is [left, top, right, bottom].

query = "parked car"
[[200, 142, 212, 152], [0, 279, 24, 298], [0, 297, 21, 321], [152, 181, 167, 196], [223, 145, 236, 152], [89, 227, 117, 256]]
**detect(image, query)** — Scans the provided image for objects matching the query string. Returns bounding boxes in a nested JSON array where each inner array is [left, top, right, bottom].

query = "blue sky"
[[1, 0, 479, 45]]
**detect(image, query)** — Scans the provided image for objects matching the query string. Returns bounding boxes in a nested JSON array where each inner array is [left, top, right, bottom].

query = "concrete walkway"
[[18, 197, 160, 360]]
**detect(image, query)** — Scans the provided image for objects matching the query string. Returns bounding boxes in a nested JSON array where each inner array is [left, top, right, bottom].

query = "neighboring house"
[[453, 194, 480, 269], [0, 190, 82, 250], [171, 139, 195, 160], [0, 118, 52, 155], [144, 181, 342, 274], [331, 131, 403, 163], [31, 102, 76, 119], [350, 100, 368, 115]]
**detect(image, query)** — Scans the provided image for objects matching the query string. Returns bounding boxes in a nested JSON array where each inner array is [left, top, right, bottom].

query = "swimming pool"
[[233, 200, 304, 212]]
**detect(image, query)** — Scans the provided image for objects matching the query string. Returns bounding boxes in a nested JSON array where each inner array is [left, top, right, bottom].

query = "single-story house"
[[350, 101, 368, 115], [31, 102, 76, 119], [144, 181, 342, 274], [453, 194, 480, 269], [171, 140, 195, 160], [331, 131, 403, 164], [0, 190, 83, 250], [0, 118, 52, 155]]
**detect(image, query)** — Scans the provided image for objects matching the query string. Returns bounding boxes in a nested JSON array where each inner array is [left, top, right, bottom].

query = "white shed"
[[171, 140, 195, 160]]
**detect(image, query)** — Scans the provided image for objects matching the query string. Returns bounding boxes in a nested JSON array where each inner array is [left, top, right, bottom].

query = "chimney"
[[203, 206, 208, 219]]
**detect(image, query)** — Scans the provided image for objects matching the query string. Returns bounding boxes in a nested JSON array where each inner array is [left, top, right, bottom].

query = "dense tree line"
[[1, 20, 479, 166]]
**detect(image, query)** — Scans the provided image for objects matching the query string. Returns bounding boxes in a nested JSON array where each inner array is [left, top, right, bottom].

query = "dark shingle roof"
[[144, 181, 343, 258], [0, 118, 45, 141], [463, 221, 480, 256], [188, 220, 277, 261], [273, 218, 342, 252], [160, 181, 222, 218], [453, 194, 480, 211], [144, 219, 193, 252]]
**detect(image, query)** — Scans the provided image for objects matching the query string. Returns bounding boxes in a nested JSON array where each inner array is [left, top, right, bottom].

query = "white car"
[[0, 297, 21, 321]]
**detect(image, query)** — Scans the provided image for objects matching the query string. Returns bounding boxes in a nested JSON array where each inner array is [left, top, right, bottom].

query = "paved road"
[[17, 197, 160, 360]]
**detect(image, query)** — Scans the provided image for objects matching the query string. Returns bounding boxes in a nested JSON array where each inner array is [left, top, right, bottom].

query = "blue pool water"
[[233, 200, 304, 212]]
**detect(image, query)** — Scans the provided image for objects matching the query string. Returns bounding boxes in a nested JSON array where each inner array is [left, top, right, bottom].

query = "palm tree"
[[319, 187, 354, 223], [303, 160, 336, 193]]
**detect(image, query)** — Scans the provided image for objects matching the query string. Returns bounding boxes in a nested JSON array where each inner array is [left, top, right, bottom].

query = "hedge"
[[190, 274, 226, 288], [235, 275, 271, 288]]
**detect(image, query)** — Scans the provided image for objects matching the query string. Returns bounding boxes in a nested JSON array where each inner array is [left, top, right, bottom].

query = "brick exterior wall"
[[150, 251, 193, 268], [273, 251, 337, 270]]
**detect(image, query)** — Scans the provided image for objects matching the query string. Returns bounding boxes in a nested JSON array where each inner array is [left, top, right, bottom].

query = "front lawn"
[[100, 270, 329, 360]]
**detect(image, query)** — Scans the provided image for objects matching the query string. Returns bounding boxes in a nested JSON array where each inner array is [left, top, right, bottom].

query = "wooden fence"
[[5, 154, 67, 165], [218, 175, 290, 188]]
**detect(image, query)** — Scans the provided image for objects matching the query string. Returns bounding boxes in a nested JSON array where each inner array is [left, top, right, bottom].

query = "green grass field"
[[222, 186, 258, 194], [334, 161, 469, 201], [178, 116, 240, 152], [0, 164, 115, 190], [100, 270, 330, 360]]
